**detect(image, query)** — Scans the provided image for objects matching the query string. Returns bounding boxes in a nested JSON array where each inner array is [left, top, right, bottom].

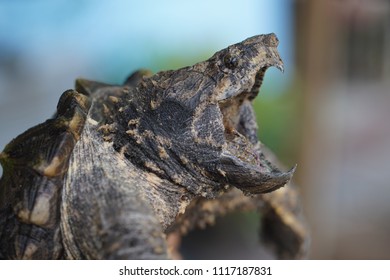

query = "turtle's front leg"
[[260, 182, 310, 259], [61, 175, 167, 260], [61, 118, 167, 259], [61, 176, 168, 260], [61, 193, 167, 259]]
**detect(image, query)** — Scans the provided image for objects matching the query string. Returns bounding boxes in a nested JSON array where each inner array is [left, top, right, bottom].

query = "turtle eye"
[[223, 54, 238, 69]]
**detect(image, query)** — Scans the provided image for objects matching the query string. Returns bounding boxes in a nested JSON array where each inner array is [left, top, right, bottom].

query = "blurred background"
[[1, 0, 389, 259]]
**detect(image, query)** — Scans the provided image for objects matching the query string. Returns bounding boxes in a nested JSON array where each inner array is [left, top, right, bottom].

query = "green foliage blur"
[[254, 82, 302, 167]]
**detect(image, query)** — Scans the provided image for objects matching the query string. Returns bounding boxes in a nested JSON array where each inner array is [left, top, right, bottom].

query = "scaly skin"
[[0, 34, 308, 259]]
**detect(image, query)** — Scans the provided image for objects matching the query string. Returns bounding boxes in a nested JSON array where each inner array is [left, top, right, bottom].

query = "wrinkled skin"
[[112, 34, 294, 197], [0, 34, 308, 259]]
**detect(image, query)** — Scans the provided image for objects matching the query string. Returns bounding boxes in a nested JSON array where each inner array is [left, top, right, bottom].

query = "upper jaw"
[[215, 58, 284, 104]]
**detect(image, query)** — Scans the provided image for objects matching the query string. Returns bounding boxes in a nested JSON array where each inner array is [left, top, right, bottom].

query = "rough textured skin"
[[0, 34, 309, 259]]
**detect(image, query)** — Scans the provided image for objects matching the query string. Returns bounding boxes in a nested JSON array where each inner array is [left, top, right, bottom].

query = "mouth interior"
[[217, 69, 266, 168], [215, 66, 295, 194], [218, 67, 266, 129]]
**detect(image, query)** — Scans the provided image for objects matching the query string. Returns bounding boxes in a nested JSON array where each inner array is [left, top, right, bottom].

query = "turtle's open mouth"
[[216, 67, 295, 195]]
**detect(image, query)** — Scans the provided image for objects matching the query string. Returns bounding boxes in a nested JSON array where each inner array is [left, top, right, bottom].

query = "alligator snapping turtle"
[[0, 33, 308, 259]]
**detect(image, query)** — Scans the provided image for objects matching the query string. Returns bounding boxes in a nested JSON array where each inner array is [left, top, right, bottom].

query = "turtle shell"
[[0, 90, 91, 259], [0, 70, 165, 259]]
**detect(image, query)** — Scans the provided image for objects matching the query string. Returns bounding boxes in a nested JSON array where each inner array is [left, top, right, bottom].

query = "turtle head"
[[115, 34, 294, 197], [204, 33, 284, 102]]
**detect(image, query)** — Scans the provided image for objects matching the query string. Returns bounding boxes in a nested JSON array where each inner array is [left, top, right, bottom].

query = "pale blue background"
[[0, 0, 293, 152]]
